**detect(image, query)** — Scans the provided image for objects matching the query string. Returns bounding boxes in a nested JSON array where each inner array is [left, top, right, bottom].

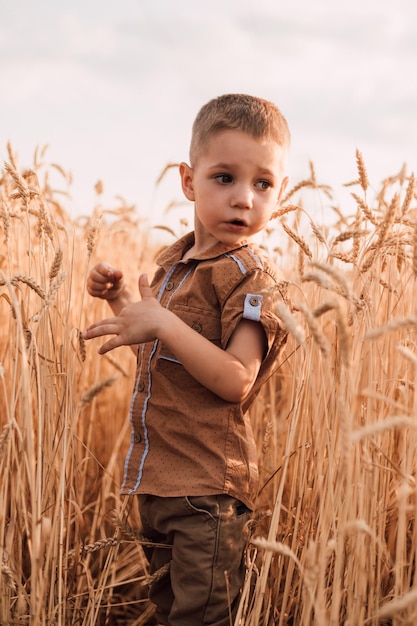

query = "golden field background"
[[0, 143, 417, 625]]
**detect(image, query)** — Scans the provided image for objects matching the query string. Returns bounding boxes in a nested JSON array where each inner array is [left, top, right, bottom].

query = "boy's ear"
[[179, 162, 195, 201]]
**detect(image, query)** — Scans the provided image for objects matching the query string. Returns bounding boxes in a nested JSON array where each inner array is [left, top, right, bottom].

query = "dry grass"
[[1, 145, 417, 625]]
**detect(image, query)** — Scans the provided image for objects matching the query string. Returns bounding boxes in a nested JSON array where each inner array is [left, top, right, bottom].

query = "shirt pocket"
[[157, 304, 222, 364]]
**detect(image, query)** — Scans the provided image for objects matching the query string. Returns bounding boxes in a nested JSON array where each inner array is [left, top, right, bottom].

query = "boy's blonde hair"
[[190, 93, 291, 165]]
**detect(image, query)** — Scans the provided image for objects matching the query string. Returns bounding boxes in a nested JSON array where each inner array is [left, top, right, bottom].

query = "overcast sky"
[[1, 0, 416, 224]]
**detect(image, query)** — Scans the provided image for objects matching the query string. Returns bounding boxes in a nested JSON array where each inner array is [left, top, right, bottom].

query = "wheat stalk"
[[361, 193, 399, 273], [4, 161, 30, 202], [396, 344, 417, 366], [45, 272, 66, 306], [329, 251, 355, 264], [94, 179, 104, 195], [36, 199, 53, 240], [86, 214, 102, 256], [298, 247, 305, 277], [6, 140, 19, 170], [351, 192, 376, 224], [0, 420, 14, 455], [81, 537, 122, 554], [309, 219, 327, 246], [312, 300, 338, 318], [1, 201, 11, 243], [143, 562, 171, 587], [351, 415, 417, 443], [401, 172, 415, 216], [77, 329, 87, 362], [355, 148, 369, 193], [10, 274, 46, 300], [276, 301, 306, 346], [375, 588, 417, 621], [79, 374, 118, 408], [412, 219, 417, 277], [48, 247, 63, 282], [270, 204, 300, 220], [297, 301, 330, 357], [365, 316, 417, 340], [280, 221, 313, 258], [332, 230, 355, 245], [1, 560, 17, 592]]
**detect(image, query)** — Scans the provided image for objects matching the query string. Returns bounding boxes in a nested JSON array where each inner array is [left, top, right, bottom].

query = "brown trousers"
[[138, 494, 251, 626]]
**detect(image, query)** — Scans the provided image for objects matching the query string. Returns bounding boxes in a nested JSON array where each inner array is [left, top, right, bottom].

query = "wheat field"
[[0, 143, 417, 625]]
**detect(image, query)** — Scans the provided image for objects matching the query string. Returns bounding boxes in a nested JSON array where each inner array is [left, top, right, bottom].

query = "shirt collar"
[[156, 232, 249, 269]]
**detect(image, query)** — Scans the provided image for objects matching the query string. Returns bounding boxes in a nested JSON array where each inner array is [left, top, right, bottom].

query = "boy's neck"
[[181, 231, 251, 262]]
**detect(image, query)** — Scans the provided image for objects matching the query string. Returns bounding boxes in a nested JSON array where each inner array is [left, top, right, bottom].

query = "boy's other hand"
[[87, 262, 125, 301], [83, 274, 162, 354]]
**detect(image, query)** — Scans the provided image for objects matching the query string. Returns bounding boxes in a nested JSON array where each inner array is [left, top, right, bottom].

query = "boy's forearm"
[[108, 288, 134, 316], [157, 310, 259, 403]]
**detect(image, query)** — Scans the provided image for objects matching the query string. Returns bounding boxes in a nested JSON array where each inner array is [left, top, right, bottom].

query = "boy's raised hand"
[[84, 274, 162, 354], [87, 262, 125, 301]]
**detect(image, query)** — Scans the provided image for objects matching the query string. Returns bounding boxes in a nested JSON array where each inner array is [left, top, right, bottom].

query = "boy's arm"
[[87, 262, 134, 314], [86, 262, 137, 354], [159, 313, 265, 403], [83, 274, 265, 403]]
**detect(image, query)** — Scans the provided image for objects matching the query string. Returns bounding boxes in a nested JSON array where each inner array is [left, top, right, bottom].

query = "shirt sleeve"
[[219, 268, 288, 407]]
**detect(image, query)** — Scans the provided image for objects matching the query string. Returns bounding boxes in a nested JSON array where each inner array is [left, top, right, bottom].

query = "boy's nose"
[[231, 185, 253, 209]]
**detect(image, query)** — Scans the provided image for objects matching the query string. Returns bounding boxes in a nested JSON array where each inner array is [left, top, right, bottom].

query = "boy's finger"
[[138, 273, 153, 299], [98, 337, 120, 354], [100, 262, 116, 274]]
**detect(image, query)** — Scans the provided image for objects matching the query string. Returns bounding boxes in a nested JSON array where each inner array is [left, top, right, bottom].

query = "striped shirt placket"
[[126, 262, 196, 492]]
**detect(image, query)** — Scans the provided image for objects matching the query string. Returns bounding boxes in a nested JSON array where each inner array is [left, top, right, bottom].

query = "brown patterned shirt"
[[121, 232, 288, 509]]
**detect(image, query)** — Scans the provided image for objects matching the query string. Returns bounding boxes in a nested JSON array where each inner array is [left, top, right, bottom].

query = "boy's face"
[[180, 130, 288, 250]]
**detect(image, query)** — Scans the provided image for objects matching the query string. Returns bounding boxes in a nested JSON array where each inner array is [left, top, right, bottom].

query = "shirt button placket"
[[133, 380, 146, 444]]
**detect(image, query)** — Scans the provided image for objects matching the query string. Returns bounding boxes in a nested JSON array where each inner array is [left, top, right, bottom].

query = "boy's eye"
[[255, 180, 271, 190], [214, 174, 233, 185]]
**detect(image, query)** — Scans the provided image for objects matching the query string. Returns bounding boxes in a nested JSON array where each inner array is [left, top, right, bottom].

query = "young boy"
[[84, 93, 290, 625]]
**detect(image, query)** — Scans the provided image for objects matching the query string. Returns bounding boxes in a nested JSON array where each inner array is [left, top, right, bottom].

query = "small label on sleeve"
[[243, 293, 263, 322]]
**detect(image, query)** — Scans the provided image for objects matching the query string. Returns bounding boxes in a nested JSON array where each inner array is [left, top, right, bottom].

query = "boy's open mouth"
[[229, 219, 246, 227]]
